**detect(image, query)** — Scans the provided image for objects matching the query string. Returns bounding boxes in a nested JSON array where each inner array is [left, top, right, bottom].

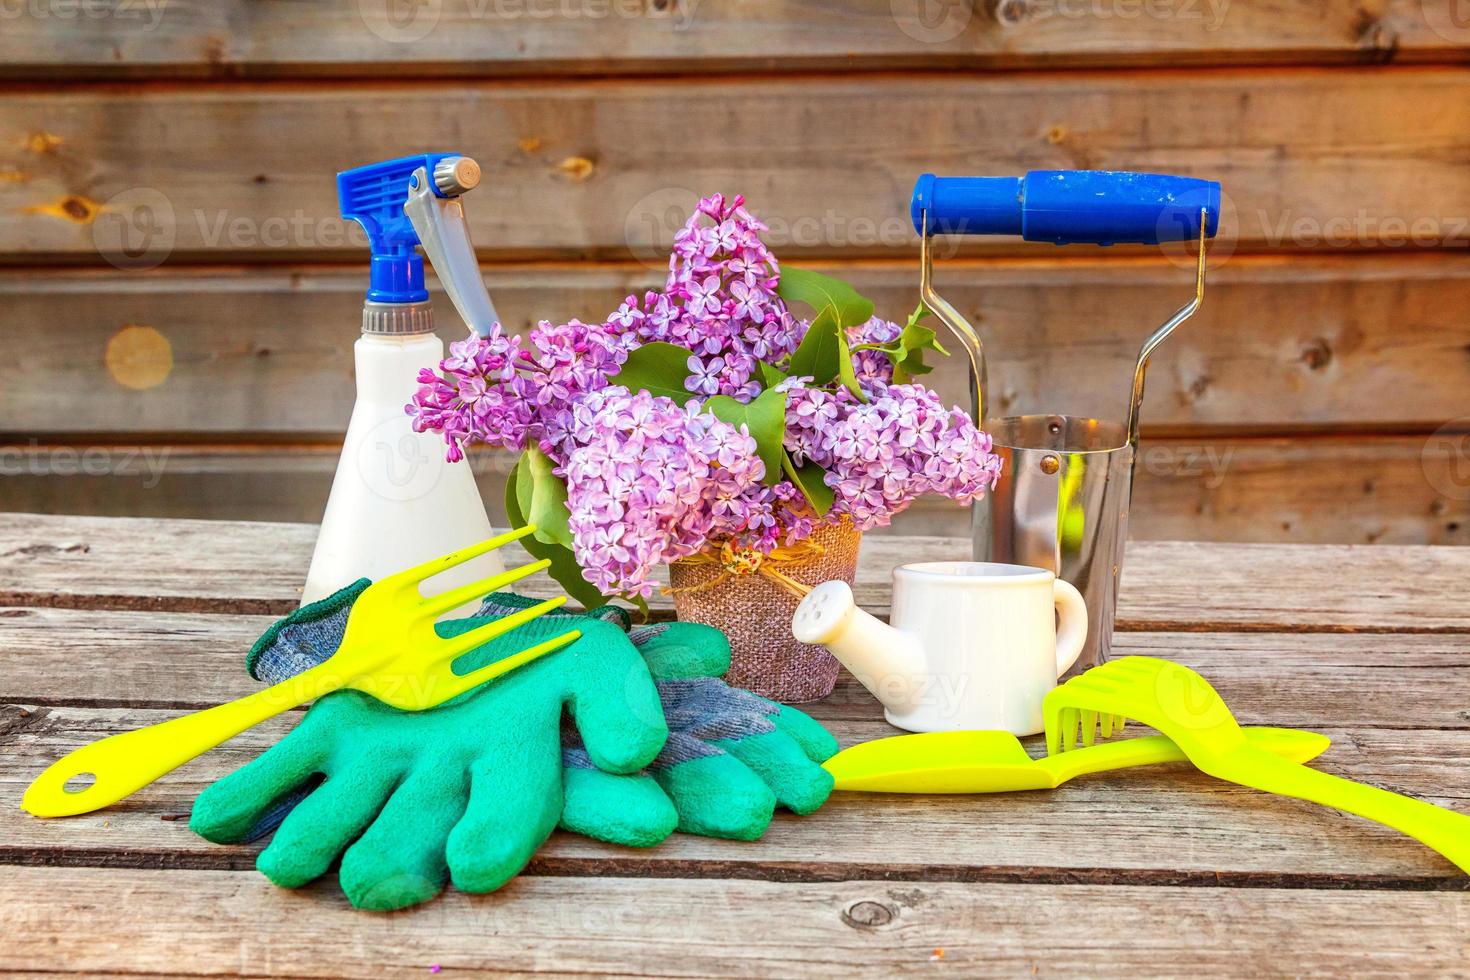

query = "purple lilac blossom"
[[408, 194, 1002, 596]]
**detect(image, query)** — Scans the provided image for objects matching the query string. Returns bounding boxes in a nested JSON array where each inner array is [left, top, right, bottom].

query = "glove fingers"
[[447, 745, 562, 894], [714, 730, 835, 816], [653, 752, 775, 841], [566, 622, 668, 774], [189, 723, 327, 844], [255, 763, 398, 890], [765, 701, 841, 764], [338, 766, 469, 911], [629, 622, 732, 681], [560, 765, 677, 847]]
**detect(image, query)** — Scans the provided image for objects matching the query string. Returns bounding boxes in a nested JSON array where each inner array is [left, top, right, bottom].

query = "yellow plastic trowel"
[[823, 727, 1330, 793]]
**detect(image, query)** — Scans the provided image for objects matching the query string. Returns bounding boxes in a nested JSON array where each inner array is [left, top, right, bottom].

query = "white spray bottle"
[[302, 153, 503, 605]]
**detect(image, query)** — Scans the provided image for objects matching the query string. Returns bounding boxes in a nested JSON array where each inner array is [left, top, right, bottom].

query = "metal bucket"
[[975, 415, 1133, 677], [911, 172, 1217, 677]]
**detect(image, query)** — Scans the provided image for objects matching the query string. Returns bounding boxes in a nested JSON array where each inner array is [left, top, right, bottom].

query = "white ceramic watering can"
[[791, 562, 1087, 735]]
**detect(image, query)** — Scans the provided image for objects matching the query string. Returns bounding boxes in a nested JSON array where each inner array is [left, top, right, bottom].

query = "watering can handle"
[[910, 171, 1220, 246]]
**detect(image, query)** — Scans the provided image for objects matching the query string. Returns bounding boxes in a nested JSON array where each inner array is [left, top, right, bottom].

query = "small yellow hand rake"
[[23, 526, 579, 818]]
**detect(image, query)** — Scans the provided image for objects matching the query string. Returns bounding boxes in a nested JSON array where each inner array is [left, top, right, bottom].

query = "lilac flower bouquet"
[[410, 194, 1002, 608]]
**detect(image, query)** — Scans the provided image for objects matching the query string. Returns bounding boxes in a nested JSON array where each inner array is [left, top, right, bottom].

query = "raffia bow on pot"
[[665, 521, 861, 704]]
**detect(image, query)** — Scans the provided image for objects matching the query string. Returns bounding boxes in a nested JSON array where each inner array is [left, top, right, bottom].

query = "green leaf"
[[781, 451, 835, 517], [505, 456, 606, 611], [609, 341, 698, 403], [835, 331, 866, 401], [513, 445, 572, 547], [787, 307, 841, 385], [756, 361, 789, 390], [780, 268, 872, 402], [777, 267, 875, 330], [905, 301, 946, 353], [854, 303, 951, 385], [786, 308, 866, 401], [704, 387, 787, 487]]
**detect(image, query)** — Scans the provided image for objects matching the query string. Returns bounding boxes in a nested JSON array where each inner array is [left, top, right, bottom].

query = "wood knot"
[[1300, 337, 1333, 371], [26, 131, 62, 155], [842, 900, 895, 929], [556, 156, 595, 182], [62, 196, 96, 221], [26, 195, 101, 225]]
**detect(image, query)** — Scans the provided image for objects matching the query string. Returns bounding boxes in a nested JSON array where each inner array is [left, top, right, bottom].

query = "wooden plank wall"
[[2, 1, 1469, 544]]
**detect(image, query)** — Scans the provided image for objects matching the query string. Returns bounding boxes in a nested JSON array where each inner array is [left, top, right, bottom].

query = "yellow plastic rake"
[[23, 526, 578, 818]]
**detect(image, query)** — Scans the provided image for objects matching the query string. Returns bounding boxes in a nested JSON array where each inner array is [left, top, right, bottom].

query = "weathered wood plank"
[[4, 71, 1470, 261], [4, 431, 1466, 547], [2, 0, 1466, 80], [7, 255, 1470, 434], [2, 869, 1467, 977], [3, 514, 1470, 629], [3, 606, 1467, 729], [2, 706, 1468, 881]]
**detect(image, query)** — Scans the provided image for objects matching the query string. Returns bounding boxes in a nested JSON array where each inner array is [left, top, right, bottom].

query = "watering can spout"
[[792, 582, 928, 713]]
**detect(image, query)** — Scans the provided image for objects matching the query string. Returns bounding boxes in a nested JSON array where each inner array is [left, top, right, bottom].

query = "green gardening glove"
[[193, 586, 840, 909], [190, 585, 668, 911], [559, 614, 838, 843]]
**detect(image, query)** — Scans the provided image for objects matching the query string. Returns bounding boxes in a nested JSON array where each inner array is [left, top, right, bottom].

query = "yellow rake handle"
[[22, 662, 346, 818], [20, 629, 573, 819]]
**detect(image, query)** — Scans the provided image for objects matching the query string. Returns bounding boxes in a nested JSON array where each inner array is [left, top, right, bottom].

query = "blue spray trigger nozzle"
[[338, 153, 461, 304]]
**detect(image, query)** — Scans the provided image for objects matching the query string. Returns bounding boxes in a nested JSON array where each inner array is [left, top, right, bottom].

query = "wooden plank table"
[[1, 513, 1467, 976]]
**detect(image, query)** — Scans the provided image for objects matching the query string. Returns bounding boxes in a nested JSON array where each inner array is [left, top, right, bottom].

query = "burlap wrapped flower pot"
[[667, 521, 860, 703]]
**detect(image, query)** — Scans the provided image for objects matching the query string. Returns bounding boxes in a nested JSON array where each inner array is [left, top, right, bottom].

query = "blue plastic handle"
[[911, 170, 1220, 246], [338, 152, 460, 305]]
